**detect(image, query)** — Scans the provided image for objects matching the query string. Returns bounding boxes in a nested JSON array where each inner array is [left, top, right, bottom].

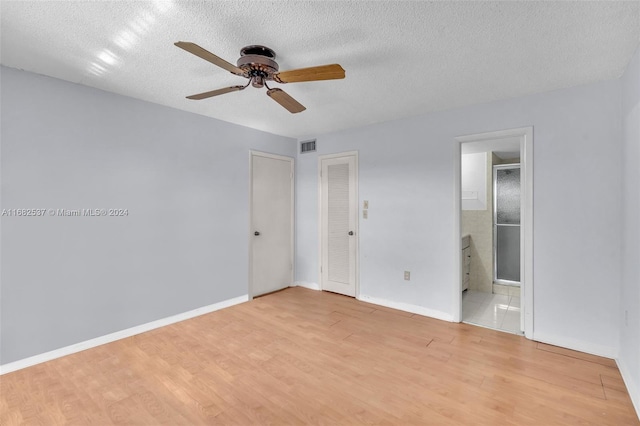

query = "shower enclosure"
[[494, 164, 521, 285]]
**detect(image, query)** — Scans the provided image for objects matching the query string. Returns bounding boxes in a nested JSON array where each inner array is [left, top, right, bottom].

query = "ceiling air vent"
[[300, 139, 316, 154]]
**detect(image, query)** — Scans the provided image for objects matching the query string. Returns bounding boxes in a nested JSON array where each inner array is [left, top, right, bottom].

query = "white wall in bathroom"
[[461, 152, 488, 210]]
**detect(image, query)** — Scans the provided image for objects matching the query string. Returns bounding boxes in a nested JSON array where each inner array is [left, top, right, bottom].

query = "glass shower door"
[[494, 165, 521, 284]]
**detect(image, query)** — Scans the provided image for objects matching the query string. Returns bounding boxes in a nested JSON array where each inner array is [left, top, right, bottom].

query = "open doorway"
[[453, 128, 533, 338]]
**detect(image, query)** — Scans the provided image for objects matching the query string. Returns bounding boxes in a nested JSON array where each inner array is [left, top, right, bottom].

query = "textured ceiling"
[[1, 1, 639, 138]]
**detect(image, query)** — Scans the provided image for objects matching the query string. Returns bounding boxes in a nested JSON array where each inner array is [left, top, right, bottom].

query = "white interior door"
[[250, 152, 293, 297], [320, 154, 358, 297]]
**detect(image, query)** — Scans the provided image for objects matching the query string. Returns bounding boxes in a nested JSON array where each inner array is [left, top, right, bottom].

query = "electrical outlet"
[[404, 271, 410, 281], [363, 200, 369, 209], [363, 210, 368, 219]]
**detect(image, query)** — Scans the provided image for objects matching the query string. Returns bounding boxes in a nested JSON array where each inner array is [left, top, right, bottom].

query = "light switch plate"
[[363, 210, 368, 219], [404, 271, 410, 281], [363, 200, 369, 209]]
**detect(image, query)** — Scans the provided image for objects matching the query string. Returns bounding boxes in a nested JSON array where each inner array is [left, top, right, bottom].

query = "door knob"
[[348, 231, 354, 236], [254, 231, 260, 236]]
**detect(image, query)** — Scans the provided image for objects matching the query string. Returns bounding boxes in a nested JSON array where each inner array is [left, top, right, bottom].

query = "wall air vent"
[[300, 139, 316, 154]]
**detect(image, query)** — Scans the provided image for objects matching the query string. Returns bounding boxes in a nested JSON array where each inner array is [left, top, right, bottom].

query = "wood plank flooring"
[[1, 287, 638, 425]]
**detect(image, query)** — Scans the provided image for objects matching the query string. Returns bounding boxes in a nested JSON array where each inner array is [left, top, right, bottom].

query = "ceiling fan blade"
[[186, 85, 246, 100], [175, 41, 245, 76], [273, 64, 345, 83], [266, 88, 306, 113]]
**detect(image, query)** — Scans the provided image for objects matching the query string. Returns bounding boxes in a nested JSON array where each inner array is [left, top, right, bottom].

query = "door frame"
[[248, 150, 295, 300], [318, 151, 359, 297], [453, 127, 534, 339]]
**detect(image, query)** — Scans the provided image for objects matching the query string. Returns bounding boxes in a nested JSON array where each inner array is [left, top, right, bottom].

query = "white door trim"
[[453, 127, 534, 339], [318, 151, 359, 297], [248, 150, 295, 300]]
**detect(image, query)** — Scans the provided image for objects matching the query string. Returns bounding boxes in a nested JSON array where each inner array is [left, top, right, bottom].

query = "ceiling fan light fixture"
[[252, 76, 265, 88]]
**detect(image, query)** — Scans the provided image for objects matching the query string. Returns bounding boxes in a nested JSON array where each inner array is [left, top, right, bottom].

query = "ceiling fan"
[[175, 42, 345, 114]]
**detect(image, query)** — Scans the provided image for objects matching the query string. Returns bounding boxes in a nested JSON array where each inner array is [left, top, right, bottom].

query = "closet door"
[[320, 154, 357, 297]]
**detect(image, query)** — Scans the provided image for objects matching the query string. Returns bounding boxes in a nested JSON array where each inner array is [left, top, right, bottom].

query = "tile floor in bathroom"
[[462, 290, 522, 334]]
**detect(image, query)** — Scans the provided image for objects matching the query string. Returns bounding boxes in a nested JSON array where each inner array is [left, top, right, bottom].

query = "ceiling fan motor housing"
[[237, 45, 279, 87]]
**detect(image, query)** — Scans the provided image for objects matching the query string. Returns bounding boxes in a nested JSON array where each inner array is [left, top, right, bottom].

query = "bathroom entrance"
[[454, 127, 533, 338]]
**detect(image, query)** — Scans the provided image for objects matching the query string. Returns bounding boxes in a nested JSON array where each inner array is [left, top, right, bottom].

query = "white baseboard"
[[292, 281, 321, 291], [357, 294, 454, 322], [532, 331, 618, 359], [617, 358, 640, 420], [0, 294, 249, 375]]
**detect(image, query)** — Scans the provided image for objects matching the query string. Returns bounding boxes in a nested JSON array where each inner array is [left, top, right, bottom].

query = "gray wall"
[[0, 66, 296, 364], [296, 78, 623, 356], [620, 44, 640, 410]]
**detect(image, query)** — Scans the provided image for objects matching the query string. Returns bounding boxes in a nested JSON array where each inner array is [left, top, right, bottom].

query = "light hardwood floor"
[[1, 287, 638, 425]]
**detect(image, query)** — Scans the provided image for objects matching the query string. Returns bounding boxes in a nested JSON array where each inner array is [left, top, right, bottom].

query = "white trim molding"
[[0, 295, 249, 375], [617, 358, 640, 420], [291, 281, 321, 291], [358, 294, 454, 322], [533, 331, 618, 359]]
